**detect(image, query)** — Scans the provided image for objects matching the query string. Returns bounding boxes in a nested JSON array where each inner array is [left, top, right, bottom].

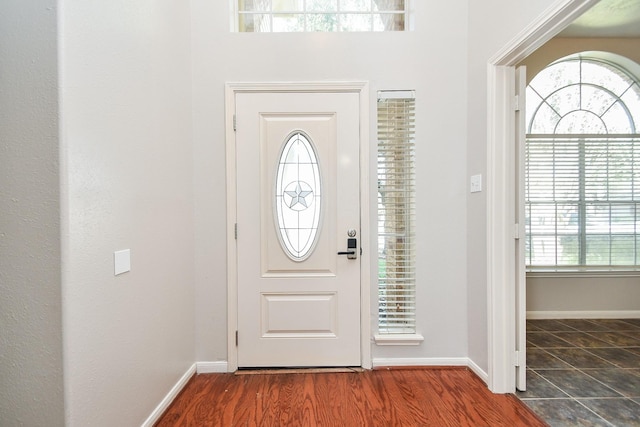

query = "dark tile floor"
[[518, 318, 640, 426]]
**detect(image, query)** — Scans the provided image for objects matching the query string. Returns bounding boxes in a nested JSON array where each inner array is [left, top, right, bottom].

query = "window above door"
[[234, 0, 410, 32]]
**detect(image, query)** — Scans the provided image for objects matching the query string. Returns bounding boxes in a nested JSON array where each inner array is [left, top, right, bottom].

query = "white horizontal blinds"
[[237, 0, 406, 32], [526, 136, 640, 267], [377, 91, 416, 333]]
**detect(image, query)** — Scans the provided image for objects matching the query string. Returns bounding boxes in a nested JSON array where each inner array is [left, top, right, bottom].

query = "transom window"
[[236, 0, 407, 32], [525, 54, 640, 270]]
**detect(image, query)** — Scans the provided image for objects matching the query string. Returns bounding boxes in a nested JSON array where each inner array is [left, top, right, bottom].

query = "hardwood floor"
[[155, 367, 547, 426]]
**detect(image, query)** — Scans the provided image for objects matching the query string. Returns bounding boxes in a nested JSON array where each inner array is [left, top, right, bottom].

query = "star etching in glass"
[[275, 132, 322, 260], [284, 181, 314, 210]]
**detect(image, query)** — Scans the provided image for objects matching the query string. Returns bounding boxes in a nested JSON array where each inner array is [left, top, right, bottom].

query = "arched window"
[[525, 53, 640, 269]]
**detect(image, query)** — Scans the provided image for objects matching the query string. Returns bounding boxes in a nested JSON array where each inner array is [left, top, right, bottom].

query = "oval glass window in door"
[[275, 132, 322, 261]]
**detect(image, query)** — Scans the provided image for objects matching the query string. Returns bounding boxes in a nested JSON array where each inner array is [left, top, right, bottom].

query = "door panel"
[[235, 91, 361, 368], [260, 114, 337, 276]]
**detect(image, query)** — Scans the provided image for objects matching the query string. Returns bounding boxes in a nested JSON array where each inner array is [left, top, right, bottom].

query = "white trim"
[[371, 357, 489, 383], [488, 0, 600, 66], [377, 90, 415, 100], [374, 333, 424, 346], [527, 269, 640, 278], [372, 357, 470, 368], [140, 363, 196, 427], [359, 83, 372, 369], [225, 81, 371, 372], [527, 310, 640, 320], [197, 361, 229, 374], [229, 0, 239, 32], [468, 359, 489, 384], [225, 84, 238, 372], [487, 63, 516, 395], [486, 0, 601, 394]]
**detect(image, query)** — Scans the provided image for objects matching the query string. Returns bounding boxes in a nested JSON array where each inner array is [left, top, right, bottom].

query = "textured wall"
[[466, 0, 559, 376], [59, 1, 195, 425], [0, 1, 64, 425]]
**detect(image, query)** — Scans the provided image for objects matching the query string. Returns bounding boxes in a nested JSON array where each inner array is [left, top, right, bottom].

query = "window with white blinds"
[[235, 0, 408, 32], [525, 54, 640, 270], [377, 91, 416, 333]]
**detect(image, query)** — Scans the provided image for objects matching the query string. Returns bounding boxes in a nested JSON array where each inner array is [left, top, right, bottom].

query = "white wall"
[[0, 2, 64, 425], [466, 0, 559, 374], [527, 275, 640, 314], [192, 1, 471, 365], [59, 1, 195, 425], [520, 37, 640, 317]]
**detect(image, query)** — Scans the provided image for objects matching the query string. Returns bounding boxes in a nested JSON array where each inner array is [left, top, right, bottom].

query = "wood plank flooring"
[[155, 367, 547, 426]]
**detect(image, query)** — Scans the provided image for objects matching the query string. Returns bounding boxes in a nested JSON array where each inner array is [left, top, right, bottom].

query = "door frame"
[[486, 0, 599, 393], [225, 82, 371, 372]]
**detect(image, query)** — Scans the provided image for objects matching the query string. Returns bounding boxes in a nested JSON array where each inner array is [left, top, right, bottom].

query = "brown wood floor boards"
[[155, 367, 548, 426]]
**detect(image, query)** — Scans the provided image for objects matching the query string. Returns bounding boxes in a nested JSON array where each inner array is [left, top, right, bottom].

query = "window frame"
[[374, 90, 423, 344], [232, 0, 411, 32], [525, 54, 640, 273]]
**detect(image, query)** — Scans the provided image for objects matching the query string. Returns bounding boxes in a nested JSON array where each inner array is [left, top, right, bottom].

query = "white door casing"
[[515, 66, 527, 391], [486, 0, 599, 393], [225, 83, 371, 371]]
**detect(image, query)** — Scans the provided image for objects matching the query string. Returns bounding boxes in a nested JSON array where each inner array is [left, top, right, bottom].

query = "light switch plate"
[[114, 249, 131, 276], [470, 174, 482, 193]]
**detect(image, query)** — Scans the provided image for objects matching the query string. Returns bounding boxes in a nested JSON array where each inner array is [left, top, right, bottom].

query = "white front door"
[[234, 90, 361, 368]]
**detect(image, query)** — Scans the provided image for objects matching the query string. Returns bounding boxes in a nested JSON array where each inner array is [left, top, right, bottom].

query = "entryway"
[[225, 83, 371, 370]]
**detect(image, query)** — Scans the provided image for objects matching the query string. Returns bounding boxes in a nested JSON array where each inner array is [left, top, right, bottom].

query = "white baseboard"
[[372, 357, 488, 384], [467, 358, 489, 383], [141, 363, 196, 427], [372, 357, 469, 368], [528, 310, 640, 319], [196, 361, 229, 373], [196, 358, 489, 382]]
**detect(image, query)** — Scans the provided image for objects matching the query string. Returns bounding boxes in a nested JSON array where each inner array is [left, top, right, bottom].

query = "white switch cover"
[[114, 249, 131, 276], [470, 174, 482, 193]]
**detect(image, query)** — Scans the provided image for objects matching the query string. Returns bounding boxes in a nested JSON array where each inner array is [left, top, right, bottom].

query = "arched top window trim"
[[529, 82, 636, 135], [526, 54, 640, 136]]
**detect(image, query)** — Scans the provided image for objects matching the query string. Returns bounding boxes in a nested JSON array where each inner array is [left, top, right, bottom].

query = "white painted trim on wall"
[[374, 333, 424, 345], [372, 358, 489, 383], [486, 0, 601, 394], [225, 81, 371, 372], [528, 311, 640, 320], [197, 361, 229, 374], [468, 359, 490, 384], [373, 357, 469, 367], [140, 363, 196, 427]]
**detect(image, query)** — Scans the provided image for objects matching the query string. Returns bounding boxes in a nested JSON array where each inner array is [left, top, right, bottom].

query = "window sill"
[[527, 268, 640, 279], [374, 334, 424, 346]]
